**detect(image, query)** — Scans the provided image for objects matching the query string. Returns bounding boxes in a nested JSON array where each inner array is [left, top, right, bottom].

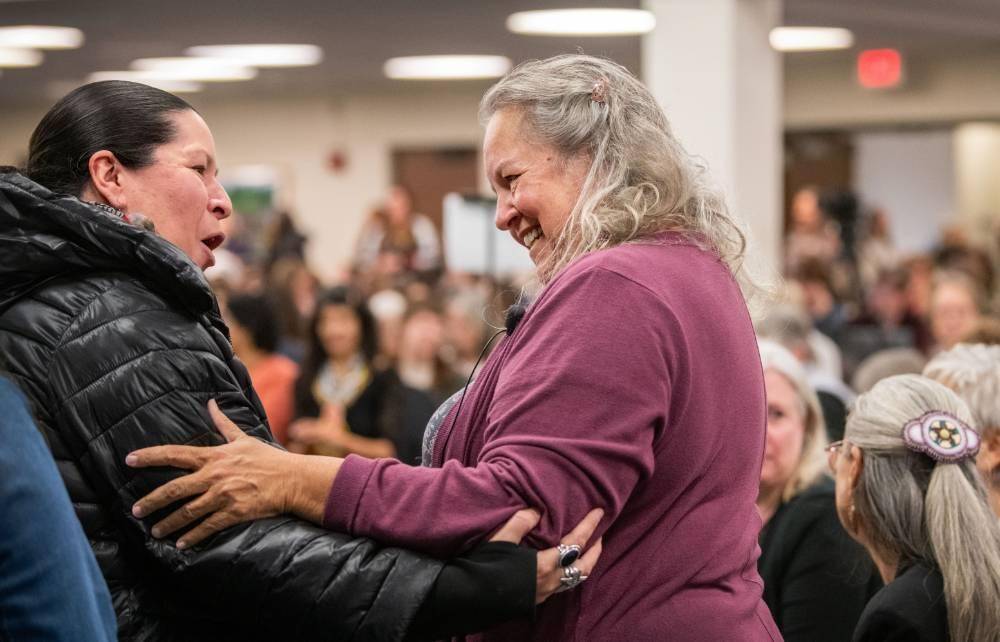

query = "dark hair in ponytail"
[[25, 80, 193, 196]]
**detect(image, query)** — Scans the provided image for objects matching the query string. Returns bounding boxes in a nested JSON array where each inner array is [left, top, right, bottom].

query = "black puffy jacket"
[[0, 173, 532, 641]]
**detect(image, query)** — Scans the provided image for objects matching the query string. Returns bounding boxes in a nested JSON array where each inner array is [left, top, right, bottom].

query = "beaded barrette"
[[902, 410, 980, 463]]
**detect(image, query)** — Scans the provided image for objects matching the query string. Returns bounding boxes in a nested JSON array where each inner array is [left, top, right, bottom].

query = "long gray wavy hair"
[[845, 374, 1000, 642], [480, 54, 752, 291]]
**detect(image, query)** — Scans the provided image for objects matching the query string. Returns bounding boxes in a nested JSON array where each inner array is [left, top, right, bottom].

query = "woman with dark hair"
[[0, 80, 602, 641], [224, 293, 298, 445], [288, 286, 422, 459]]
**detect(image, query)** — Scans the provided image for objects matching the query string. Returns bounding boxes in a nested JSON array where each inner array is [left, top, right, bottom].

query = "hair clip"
[[902, 410, 980, 463], [590, 79, 608, 104]]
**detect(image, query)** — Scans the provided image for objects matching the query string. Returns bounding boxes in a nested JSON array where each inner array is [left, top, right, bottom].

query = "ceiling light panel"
[[769, 27, 854, 52], [506, 9, 656, 36], [86, 71, 204, 92], [0, 47, 43, 67], [384, 55, 511, 80], [130, 57, 257, 81], [184, 44, 323, 67], [0, 25, 84, 49]]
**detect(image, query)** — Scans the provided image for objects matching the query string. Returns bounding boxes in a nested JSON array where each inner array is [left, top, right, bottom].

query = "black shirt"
[[852, 562, 948, 642], [759, 477, 883, 642]]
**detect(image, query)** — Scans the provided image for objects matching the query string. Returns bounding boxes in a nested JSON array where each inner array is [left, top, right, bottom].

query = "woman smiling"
[[130, 54, 779, 641], [0, 80, 599, 641]]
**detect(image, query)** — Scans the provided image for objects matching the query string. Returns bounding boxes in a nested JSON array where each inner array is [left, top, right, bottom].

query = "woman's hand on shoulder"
[[490, 508, 604, 605]]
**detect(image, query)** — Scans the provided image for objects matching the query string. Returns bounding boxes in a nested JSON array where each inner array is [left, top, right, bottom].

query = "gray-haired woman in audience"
[[830, 374, 1000, 641], [755, 340, 880, 642]]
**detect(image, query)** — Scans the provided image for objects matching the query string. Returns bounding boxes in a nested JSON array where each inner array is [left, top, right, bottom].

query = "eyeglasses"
[[825, 440, 845, 474]]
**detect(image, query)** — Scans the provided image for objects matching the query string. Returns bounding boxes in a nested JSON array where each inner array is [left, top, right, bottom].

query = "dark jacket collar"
[[0, 171, 215, 319]]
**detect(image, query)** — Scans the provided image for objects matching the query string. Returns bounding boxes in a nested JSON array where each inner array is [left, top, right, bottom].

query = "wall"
[[785, 49, 1000, 130], [954, 122, 1000, 240], [5, 46, 1000, 277], [0, 86, 488, 281], [852, 129, 955, 254]]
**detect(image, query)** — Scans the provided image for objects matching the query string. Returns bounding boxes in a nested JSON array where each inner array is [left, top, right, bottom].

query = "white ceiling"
[[1, 0, 999, 108]]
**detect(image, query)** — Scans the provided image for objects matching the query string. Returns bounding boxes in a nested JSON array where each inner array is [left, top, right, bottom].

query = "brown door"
[[784, 131, 854, 232], [392, 147, 480, 231]]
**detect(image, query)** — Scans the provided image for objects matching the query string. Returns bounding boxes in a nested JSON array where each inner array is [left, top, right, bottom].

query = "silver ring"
[[558, 565, 586, 591], [557, 543, 582, 568]]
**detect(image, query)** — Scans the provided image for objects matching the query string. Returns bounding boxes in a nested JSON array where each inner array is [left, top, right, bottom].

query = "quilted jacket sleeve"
[[46, 277, 442, 642]]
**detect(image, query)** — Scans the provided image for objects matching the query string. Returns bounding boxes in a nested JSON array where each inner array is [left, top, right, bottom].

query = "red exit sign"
[[857, 49, 904, 89]]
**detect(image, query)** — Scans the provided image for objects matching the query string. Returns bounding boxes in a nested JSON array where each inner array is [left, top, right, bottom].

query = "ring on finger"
[[557, 543, 582, 568], [558, 564, 587, 591]]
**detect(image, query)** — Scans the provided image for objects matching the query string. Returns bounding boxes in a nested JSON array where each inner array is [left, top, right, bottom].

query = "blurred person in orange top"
[[225, 293, 299, 445]]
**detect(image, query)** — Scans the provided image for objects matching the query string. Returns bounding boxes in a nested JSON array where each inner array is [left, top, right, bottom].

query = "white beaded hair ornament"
[[902, 411, 981, 463]]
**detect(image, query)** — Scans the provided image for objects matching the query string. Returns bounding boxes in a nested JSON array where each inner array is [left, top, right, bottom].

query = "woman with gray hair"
[[129, 54, 778, 640], [755, 340, 880, 642], [830, 374, 1000, 641], [924, 342, 1000, 516]]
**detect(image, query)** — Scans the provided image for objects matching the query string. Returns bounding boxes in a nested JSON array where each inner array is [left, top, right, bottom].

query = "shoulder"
[[868, 564, 944, 612], [566, 234, 729, 286], [783, 477, 838, 524], [762, 478, 845, 560], [1, 271, 202, 356], [855, 564, 946, 642], [46, 273, 213, 348]]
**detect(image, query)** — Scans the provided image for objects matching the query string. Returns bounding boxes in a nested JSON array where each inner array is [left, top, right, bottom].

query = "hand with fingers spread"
[[489, 507, 604, 604], [127, 400, 340, 548]]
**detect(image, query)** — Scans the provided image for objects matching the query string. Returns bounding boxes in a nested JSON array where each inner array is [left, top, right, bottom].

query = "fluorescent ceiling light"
[[0, 47, 43, 67], [0, 25, 84, 49], [130, 57, 257, 81], [384, 55, 511, 80], [87, 71, 203, 92], [506, 9, 655, 36], [184, 44, 323, 67], [769, 27, 854, 52]]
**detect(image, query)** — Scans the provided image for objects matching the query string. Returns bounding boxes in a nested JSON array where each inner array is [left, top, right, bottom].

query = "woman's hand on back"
[[491, 508, 604, 604], [127, 400, 340, 548]]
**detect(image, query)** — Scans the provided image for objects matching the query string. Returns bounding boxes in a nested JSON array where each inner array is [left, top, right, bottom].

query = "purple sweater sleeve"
[[325, 265, 673, 557]]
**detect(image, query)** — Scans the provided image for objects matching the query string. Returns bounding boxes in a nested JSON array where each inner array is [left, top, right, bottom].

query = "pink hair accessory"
[[590, 79, 608, 104], [902, 411, 980, 463]]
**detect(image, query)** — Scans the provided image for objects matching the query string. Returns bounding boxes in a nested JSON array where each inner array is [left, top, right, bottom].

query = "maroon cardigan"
[[326, 235, 780, 641]]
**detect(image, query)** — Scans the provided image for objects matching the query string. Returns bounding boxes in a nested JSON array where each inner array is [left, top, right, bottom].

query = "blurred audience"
[[851, 347, 927, 395], [225, 293, 299, 445], [856, 208, 899, 294], [353, 185, 442, 291], [755, 341, 880, 642], [928, 270, 984, 353], [794, 259, 849, 342], [367, 287, 409, 368], [784, 186, 841, 275], [267, 257, 320, 364], [396, 305, 466, 403], [289, 287, 435, 464]]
